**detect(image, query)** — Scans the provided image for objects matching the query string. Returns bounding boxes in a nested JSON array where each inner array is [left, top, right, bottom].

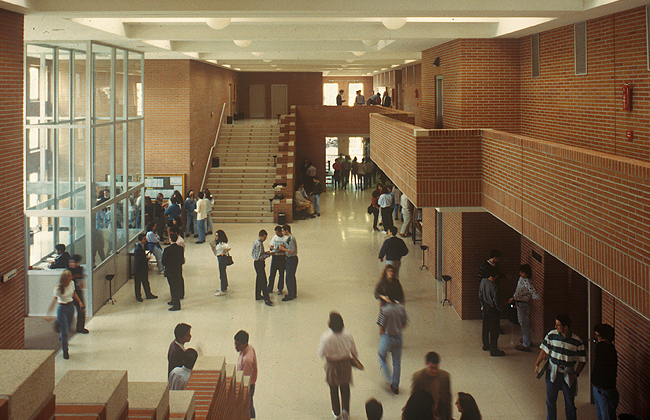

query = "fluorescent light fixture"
[[352, 51, 365, 57], [362, 39, 379, 47], [391, 64, 399, 68], [234, 68, 241, 71], [205, 18, 231, 30], [381, 18, 407, 30], [223, 64, 231, 68], [346, 59, 356, 63], [404, 59, 417, 64], [233, 40, 251, 47], [263, 59, 272, 63], [251, 52, 264, 56]]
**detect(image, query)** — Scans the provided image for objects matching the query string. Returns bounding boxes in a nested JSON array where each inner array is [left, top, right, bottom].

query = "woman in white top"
[[318, 312, 359, 420], [48, 270, 84, 359], [210, 229, 231, 296]]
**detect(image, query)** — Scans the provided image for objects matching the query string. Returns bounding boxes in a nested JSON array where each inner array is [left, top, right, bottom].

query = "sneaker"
[[515, 344, 532, 352], [215, 290, 226, 296]]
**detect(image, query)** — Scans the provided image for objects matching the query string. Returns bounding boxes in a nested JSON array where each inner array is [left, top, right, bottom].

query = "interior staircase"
[[206, 123, 279, 224]]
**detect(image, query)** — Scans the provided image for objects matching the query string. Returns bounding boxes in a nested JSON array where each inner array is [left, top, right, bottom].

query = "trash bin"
[[278, 213, 286, 225], [227, 116, 233, 124], [212, 157, 220, 168]]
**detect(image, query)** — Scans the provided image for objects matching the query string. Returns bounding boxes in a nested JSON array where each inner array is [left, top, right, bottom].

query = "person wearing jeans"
[[377, 293, 408, 394], [509, 264, 541, 352], [195, 191, 207, 244], [211, 230, 231, 296], [311, 176, 324, 216], [48, 270, 84, 359], [278, 224, 298, 301], [184, 191, 197, 237], [591, 324, 618, 420]]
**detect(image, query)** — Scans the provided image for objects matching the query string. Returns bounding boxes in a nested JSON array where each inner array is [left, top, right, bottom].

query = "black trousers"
[[370, 206, 379, 229], [381, 206, 394, 231], [254, 260, 270, 301], [482, 306, 501, 352], [268, 255, 286, 292], [74, 288, 86, 331], [134, 270, 153, 299], [166, 273, 183, 309]]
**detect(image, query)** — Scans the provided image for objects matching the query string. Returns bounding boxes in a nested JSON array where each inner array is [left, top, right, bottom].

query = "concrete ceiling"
[[5, 0, 649, 75]]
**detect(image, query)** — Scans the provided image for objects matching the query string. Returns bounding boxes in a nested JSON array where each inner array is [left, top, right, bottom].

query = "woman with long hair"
[[456, 392, 481, 420], [318, 312, 360, 420], [211, 229, 231, 296], [403, 389, 435, 420], [374, 264, 405, 306], [47, 270, 84, 359]]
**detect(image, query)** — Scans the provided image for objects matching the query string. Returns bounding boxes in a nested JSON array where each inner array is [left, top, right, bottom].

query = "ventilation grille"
[[532, 34, 540, 78], [575, 22, 587, 75]]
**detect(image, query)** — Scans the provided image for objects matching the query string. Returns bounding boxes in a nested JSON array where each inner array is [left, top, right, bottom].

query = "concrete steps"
[[207, 124, 278, 223]]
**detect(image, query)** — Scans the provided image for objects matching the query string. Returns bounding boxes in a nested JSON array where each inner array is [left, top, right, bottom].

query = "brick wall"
[[295, 106, 414, 184], [602, 292, 650, 419], [144, 60, 191, 180], [238, 72, 323, 120], [520, 7, 650, 162], [189, 61, 239, 191], [0, 8, 25, 349], [442, 212, 464, 317]]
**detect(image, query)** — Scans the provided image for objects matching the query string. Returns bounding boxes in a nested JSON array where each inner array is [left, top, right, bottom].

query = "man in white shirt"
[[169, 348, 198, 390], [268, 226, 287, 295], [195, 191, 208, 244], [399, 193, 412, 237]]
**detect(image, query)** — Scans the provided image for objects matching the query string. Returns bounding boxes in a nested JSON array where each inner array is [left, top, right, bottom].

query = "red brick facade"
[[0, 8, 25, 349]]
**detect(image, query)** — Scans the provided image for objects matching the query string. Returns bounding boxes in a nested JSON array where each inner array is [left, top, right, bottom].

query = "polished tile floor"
[[56, 187, 598, 419]]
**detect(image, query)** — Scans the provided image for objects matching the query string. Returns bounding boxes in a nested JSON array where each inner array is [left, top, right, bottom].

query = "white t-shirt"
[[318, 328, 358, 362], [53, 282, 75, 304], [215, 242, 231, 256], [269, 235, 287, 255]]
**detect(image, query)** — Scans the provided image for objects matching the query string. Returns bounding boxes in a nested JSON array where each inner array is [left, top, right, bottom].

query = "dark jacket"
[[374, 278, 405, 304], [162, 243, 185, 277], [49, 252, 70, 269], [478, 260, 501, 282], [134, 243, 148, 273], [378, 236, 409, 261], [168, 341, 184, 374], [312, 181, 324, 196], [592, 340, 617, 389]]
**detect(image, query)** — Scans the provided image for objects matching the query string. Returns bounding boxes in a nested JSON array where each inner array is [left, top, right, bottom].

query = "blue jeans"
[[217, 255, 229, 291], [516, 301, 532, 347], [150, 243, 164, 272], [186, 211, 197, 235], [57, 303, 75, 352], [393, 203, 401, 220], [378, 334, 403, 388], [285, 256, 298, 298], [593, 386, 618, 420], [197, 219, 206, 242], [546, 372, 577, 420], [249, 383, 256, 419], [313, 194, 321, 214]]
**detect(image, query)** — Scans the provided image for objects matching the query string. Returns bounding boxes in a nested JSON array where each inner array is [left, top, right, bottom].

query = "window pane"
[[74, 51, 87, 120], [115, 49, 126, 120], [56, 128, 72, 209], [93, 125, 112, 205], [116, 198, 127, 251], [92, 204, 114, 267], [93, 44, 113, 122], [71, 127, 87, 209], [25, 127, 55, 210], [58, 49, 71, 121], [28, 216, 86, 267], [127, 120, 142, 187], [128, 51, 143, 118], [115, 123, 126, 195]]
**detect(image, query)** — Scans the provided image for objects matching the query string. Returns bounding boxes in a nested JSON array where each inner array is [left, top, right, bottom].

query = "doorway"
[[348, 82, 364, 106], [323, 83, 338, 105], [249, 84, 266, 119], [271, 84, 288, 118]]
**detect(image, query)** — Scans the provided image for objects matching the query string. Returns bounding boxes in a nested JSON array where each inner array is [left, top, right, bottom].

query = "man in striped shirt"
[[377, 291, 408, 395], [535, 314, 587, 420], [251, 230, 273, 306]]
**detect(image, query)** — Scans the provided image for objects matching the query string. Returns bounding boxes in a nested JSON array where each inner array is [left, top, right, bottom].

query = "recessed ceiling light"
[[391, 64, 399, 68], [251, 52, 264, 56], [234, 68, 241, 71], [346, 59, 356, 63], [233, 40, 251, 47], [352, 51, 365, 57], [404, 59, 416, 64], [381, 18, 407, 30], [223, 64, 231, 68], [270, 64, 278, 67], [263, 59, 272, 63], [362, 40, 379, 47], [205, 18, 231, 30]]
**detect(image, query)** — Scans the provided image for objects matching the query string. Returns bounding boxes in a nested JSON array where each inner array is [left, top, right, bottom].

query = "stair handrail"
[[201, 103, 227, 192]]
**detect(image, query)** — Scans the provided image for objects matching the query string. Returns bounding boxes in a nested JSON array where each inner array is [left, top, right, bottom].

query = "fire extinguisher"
[[622, 83, 632, 112]]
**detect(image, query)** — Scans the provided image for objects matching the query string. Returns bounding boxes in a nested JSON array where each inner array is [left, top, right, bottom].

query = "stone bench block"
[[169, 391, 194, 420], [55, 370, 128, 420], [0, 350, 55, 420], [128, 382, 169, 420]]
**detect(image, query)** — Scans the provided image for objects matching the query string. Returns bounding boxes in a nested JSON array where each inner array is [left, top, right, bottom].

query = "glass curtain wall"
[[25, 42, 144, 314]]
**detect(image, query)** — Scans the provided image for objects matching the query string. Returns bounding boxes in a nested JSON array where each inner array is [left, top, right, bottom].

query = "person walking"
[[508, 264, 541, 352], [378, 227, 409, 278], [357, 159, 366, 190], [235, 330, 260, 419], [251, 229, 273, 306], [377, 290, 408, 394], [479, 273, 504, 356], [162, 232, 185, 311], [378, 187, 394, 232], [374, 264, 405, 306], [278, 224, 298, 301], [312, 176, 324, 216], [68, 254, 89, 334], [267, 226, 287, 295], [47, 270, 84, 359], [411, 352, 452, 420], [211, 230, 231, 296], [591, 324, 618, 420], [319, 312, 360, 420], [195, 191, 207, 244], [534, 314, 587, 420]]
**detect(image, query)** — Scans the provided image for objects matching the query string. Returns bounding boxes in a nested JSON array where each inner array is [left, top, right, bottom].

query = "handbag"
[[367, 205, 374, 214], [224, 255, 234, 266], [350, 354, 364, 370]]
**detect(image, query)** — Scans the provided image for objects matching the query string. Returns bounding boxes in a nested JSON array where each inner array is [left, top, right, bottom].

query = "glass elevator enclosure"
[[24, 41, 144, 315]]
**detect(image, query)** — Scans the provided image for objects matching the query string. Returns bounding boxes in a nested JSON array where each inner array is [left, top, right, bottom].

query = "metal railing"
[[200, 103, 227, 191]]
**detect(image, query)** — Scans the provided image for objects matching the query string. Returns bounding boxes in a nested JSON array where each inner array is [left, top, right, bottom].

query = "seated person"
[[294, 183, 315, 217], [169, 348, 198, 390], [48, 244, 70, 269]]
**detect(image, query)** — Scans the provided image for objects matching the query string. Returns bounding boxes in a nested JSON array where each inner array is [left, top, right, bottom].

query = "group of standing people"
[[251, 225, 299, 306], [332, 155, 377, 191], [369, 183, 413, 237], [351, 89, 392, 107]]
